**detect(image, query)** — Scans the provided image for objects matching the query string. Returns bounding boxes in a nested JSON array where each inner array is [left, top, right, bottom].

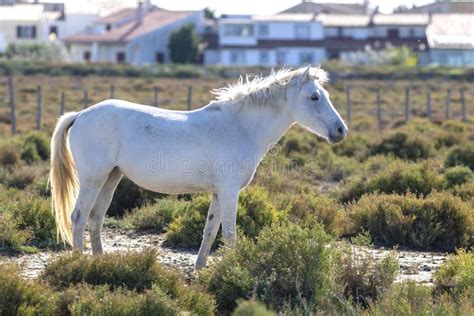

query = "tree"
[[168, 24, 200, 64], [203, 7, 216, 20]]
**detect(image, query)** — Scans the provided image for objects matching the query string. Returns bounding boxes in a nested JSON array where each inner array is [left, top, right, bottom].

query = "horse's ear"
[[297, 65, 311, 88]]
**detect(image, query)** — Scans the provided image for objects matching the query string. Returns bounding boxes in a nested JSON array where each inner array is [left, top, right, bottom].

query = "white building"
[[64, 7, 203, 64], [204, 14, 326, 66], [426, 14, 474, 67], [0, 3, 98, 52]]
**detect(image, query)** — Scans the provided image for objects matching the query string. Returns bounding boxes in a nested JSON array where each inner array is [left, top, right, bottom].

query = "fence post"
[[110, 84, 115, 99], [36, 85, 42, 130], [376, 88, 382, 130], [460, 88, 466, 122], [345, 85, 352, 124], [60, 91, 65, 115], [187, 86, 192, 111], [8, 76, 16, 135], [404, 87, 410, 122], [426, 91, 432, 120], [154, 86, 159, 107], [445, 88, 451, 120], [83, 90, 88, 109]]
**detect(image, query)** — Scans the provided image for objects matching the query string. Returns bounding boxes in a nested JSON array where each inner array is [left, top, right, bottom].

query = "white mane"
[[212, 67, 329, 106]]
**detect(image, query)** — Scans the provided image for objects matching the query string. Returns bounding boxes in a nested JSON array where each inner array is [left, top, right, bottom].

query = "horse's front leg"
[[195, 193, 221, 270], [218, 189, 239, 248]]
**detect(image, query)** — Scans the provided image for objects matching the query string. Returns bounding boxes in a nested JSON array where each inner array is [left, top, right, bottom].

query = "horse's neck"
[[236, 103, 294, 157]]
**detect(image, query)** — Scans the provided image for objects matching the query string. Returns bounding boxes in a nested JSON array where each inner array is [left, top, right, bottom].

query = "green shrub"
[[108, 177, 162, 217], [278, 192, 349, 237], [124, 198, 188, 232], [232, 300, 277, 316], [3, 165, 37, 189], [369, 131, 433, 161], [237, 186, 280, 239], [165, 195, 209, 247], [370, 282, 473, 316], [335, 244, 399, 308], [332, 133, 369, 160], [0, 264, 59, 315], [341, 160, 444, 203], [42, 250, 216, 315], [451, 182, 474, 206], [434, 249, 473, 297], [0, 187, 58, 252], [199, 223, 334, 312], [444, 166, 472, 188], [348, 192, 473, 251], [0, 144, 19, 167], [445, 144, 474, 171], [21, 132, 50, 163]]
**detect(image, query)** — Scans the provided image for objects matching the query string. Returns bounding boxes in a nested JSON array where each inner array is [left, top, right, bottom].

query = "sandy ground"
[[0, 228, 448, 285]]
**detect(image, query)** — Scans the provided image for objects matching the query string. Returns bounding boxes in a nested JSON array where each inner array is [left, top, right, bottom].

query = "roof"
[[280, 1, 368, 15], [317, 14, 370, 27], [427, 14, 474, 49], [64, 10, 196, 43], [252, 13, 318, 22], [372, 14, 430, 26], [396, 2, 474, 14], [97, 8, 136, 24]]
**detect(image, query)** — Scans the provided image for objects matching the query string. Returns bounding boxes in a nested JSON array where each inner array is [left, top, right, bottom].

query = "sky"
[[59, 0, 436, 15]]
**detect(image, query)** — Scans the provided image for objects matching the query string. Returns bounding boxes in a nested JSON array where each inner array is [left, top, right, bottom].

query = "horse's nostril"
[[337, 126, 344, 135]]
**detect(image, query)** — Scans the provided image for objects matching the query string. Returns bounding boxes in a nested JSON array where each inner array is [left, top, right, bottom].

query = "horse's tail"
[[50, 112, 79, 245]]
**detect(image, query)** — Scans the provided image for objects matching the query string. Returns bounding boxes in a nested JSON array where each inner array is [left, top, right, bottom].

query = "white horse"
[[50, 66, 348, 269]]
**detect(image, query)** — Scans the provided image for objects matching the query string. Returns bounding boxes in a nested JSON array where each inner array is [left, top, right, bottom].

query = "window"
[[409, 28, 415, 37], [295, 24, 310, 39], [224, 24, 254, 37], [16, 25, 36, 38], [230, 50, 245, 64], [258, 24, 269, 37], [116, 51, 126, 63], [155, 52, 164, 64], [276, 51, 287, 65], [388, 29, 399, 39], [49, 25, 58, 36], [106, 24, 112, 31], [337, 27, 343, 38], [259, 51, 269, 64], [300, 52, 314, 64], [83, 51, 91, 62]]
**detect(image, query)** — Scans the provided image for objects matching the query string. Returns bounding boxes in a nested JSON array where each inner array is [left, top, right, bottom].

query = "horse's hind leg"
[[195, 194, 221, 270], [71, 172, 110, 251], [88, 168, 123, 255]]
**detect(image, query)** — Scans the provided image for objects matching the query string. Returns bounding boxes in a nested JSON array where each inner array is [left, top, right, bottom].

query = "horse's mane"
[[212, 67, 329, 106]]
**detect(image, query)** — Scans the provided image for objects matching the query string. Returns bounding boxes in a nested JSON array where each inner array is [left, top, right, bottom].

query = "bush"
[[165, 195, 210, 247], [445, 145, 474, 171], [0, 144, 19, 167], [42, 250, 216, 315], [108, 177, 162, 217], [336, 244, 399, 308], [369, 131, 433, 161], [124, 198, 188, 232], [0, 187, 58, 252], [369, 282, 473, 316], [21, 132, 50, 163], [278, 192, 349, 237], [341, 160, 444, 203], [348, 192, 473, 251], [199, 223, 334, 312], [444, 166, 472, 188], [232, 300, 276, 316], [0, 264, 59, 315], [434, 249, 473, 297]]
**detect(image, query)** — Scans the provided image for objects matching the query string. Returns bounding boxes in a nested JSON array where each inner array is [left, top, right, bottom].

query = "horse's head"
[[289, 66, 348, 144]]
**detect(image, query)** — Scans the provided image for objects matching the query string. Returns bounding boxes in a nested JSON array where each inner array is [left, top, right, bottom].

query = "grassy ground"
[[0, 67, 473, 314]]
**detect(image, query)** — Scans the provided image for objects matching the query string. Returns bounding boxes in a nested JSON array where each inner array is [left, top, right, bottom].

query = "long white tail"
[[50, 112, 79, 245]]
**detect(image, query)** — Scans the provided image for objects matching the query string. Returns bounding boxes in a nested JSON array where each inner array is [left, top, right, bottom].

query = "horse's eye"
[[311, 93, 319, 101]]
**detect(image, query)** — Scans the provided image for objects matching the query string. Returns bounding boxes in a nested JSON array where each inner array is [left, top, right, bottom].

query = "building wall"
[[217, 47, 325, 66], [430, 49, 474, 67], [0, 20, 46, 48]]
